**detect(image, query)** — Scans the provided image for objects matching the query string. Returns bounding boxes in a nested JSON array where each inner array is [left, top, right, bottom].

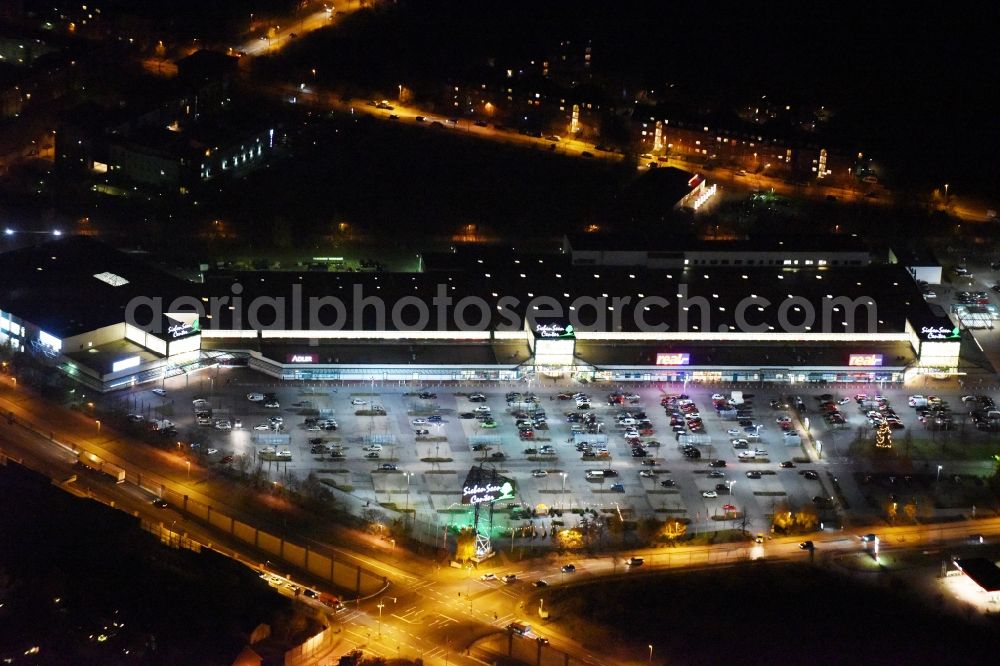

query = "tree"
[[606, 514, 626, 546], [235, 453, 252, 478], [874, 422, 893, 449], [555, 528, 583, 550], [902, 430, 914, 458], [659, 517, 686, 541], [455, 527, 477, 562], [361, 508, 387, 533], [637, 517, 662, 544], [772, 504, 794, 531], [794, 506, 819, 532]]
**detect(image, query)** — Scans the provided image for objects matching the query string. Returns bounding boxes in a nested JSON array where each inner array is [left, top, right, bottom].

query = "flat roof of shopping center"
[[63, 339, 160, 375], [204, 339, 532, 367], [0, 236, 193, 338], [561, 233, 871, 255], [574, 340, 917, 368], [202, 258, 944, 336], [0, 237, 955, 341]]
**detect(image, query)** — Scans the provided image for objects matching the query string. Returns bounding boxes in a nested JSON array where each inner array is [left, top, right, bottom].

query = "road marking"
[[391, 609, 424, 624]]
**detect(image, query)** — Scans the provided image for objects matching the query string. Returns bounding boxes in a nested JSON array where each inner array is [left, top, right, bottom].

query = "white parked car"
[[351, 398, 368, 405], [702, 490, 718, 498], [151, 388, 167, 396], [207, 448, 218, 455], [253, 423, 271, 431], [474, 405, 492, 413], [247, 393, 264, 401], [531, 469, 548, 478], [727, 428, 744, 437], [639, 469, 655, 478], [264, 400, 280, 408], [412, 418, 428, 425]]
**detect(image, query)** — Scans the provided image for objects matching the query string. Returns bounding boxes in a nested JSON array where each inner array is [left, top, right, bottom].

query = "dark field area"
[[0, 464, 302, 665], [545, 561, 1000, 665], [206, 114, 630, 248]]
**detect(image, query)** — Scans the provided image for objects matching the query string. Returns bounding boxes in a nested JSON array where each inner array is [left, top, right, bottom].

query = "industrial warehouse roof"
[[0, 236, 194, 338]]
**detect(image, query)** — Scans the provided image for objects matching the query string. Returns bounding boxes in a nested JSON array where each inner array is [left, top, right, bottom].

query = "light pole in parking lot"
[[560, 472, 568, 510], [403, 472, 413, 525], [937, 465, 943, 482]]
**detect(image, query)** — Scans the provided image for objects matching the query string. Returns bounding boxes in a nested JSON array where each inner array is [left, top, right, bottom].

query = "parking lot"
[[107, 367, 1000, 541]]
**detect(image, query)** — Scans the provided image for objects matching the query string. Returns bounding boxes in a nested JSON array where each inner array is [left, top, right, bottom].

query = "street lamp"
[[560, 472, 568, 510], [376, 595, 397, 637], [404, 472, 413, 521], [185, 461, 191, 479], [937, 465, 943, 482], [649, 644, 653, 663], [95, 419, 101, 432]]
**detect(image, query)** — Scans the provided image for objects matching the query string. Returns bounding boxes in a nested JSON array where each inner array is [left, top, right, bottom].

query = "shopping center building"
[[0, 236, 973, 392]]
